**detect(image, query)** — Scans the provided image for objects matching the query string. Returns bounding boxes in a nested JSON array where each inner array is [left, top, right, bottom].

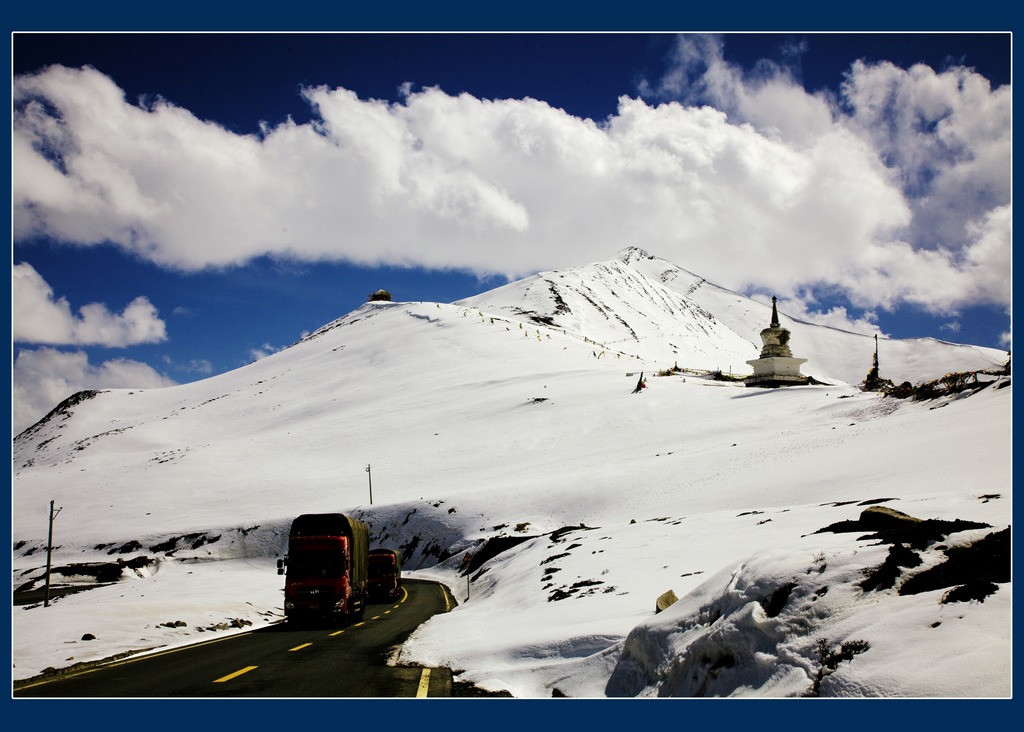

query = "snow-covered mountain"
[[456, 249, 759, 377], [11, 249, 1012, 698], [459, 246, 1007, 385]]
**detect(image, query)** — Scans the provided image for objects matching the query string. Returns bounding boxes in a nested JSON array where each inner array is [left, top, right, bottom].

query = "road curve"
[[14, 577, 455, 698]]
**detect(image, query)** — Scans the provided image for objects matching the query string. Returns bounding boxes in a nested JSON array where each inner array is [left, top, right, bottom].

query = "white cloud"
[[248, 343, 282, 362], [13, 262, 168, 346], [11, 49, 1009, 323], [649, 37, 1010, 319], [772, 295, 884, 336], [840, 59, 1011, 251], [643, 34, 837, 143], [12, 347, 177, 434], [837, 206, 1010, 315], [162, 354, 214, 375], [961, 205, 1012, 307]]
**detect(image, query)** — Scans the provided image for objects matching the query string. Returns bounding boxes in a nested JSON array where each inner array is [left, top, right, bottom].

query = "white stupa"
[[745, 296, 809, 388]]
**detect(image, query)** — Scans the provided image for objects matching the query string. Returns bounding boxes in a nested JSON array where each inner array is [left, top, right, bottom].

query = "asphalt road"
[[13, 578, 455, 698]]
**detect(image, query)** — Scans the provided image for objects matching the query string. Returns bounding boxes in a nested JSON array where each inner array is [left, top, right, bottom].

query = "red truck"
[[368, 548, 403, 601], [277, 513, 369, 625]]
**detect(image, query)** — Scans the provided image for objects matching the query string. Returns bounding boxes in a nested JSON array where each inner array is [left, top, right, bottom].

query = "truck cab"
[[279, 513, 369, 625], [367, 548, 402, 601]]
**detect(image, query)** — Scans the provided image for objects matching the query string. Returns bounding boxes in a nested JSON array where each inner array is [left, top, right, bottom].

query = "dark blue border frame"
[[5, 2, 1018, 728]]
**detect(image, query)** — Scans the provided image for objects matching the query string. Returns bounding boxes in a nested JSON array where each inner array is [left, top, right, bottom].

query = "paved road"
[[13, 578, 454, 698]]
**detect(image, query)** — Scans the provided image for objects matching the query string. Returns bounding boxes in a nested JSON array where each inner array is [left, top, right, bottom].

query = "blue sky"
[[11, 30, 1013, 433]]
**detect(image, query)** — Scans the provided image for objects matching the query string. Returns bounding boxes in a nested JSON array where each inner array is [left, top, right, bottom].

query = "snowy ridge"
[[11, 251, 1012, 698], [618, 246, 1007, 384], [458, 257, 758, 376], [461, 247, 1006, 385]]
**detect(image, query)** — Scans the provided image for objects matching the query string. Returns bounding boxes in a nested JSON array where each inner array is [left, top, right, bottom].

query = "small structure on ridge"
[[862, 334, 893, 392], [745, 296, 809, 388], [368, 289, 392, 302]]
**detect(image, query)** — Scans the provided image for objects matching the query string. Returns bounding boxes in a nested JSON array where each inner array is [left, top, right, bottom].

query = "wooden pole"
[[44, 500, 61, 607]]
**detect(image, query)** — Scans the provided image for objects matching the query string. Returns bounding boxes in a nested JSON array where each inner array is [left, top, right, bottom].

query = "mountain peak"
[[615, 246, 656, 265], [458, 249, 1005, 385]]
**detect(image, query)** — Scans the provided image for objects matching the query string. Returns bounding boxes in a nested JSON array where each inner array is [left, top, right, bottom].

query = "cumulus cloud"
[[641, 35, 837, 143], [13, 262, 167, 346], [840, 59, 1011, 252], [248, 343, 282, 362], [12, 347, 177, 434], [11, 45, 1009, 326], [775, 296, 883, 336], [162, 354, 214, 375], [642, 36, 1010, 317]]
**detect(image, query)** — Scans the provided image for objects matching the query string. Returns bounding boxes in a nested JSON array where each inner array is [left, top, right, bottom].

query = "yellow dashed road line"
[[416, 668, 431, 698], [214, 665, 258, 683], [212, 586, 413, 689]]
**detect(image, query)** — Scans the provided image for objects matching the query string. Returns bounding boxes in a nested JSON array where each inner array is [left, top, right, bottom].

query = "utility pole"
[[366, 464, 373, 505], [461, 552, 473, 601], [44, 500, 62, 607]]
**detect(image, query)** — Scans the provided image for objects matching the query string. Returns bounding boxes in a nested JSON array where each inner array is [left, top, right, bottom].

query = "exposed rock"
[[900, 527, 1010, 601], [814, 509, 988, 548], [860, 543, 923, 592], [655, 589, 678, 614], [159, 620, 188, 628], [858, 505, 921, 531], [759, 582, 797, 618]]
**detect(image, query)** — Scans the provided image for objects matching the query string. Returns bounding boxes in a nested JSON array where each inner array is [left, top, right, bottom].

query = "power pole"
[[366, 464, 373, 505], [461, 552, 473, 601], [44, 500, 62, 607]]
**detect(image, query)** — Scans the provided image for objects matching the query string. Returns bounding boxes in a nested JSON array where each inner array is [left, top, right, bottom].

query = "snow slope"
[[616, 246, 1007, 385], [10, 251, 1012, 701]]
